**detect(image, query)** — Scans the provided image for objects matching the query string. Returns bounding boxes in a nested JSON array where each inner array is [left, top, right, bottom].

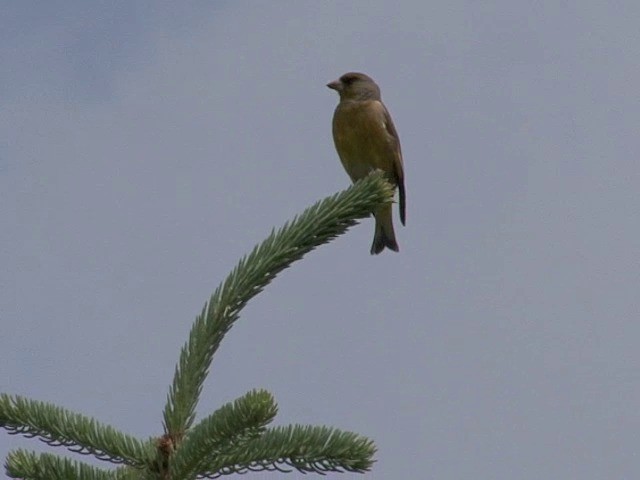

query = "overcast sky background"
[[2, 2, 639, 479]]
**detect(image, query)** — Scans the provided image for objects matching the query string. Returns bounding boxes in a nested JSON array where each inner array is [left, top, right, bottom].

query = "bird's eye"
[[341, 75, 356, 85]]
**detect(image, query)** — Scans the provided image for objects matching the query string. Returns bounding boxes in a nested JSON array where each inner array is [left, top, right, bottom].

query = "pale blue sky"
[[2, 2, 640, 478]]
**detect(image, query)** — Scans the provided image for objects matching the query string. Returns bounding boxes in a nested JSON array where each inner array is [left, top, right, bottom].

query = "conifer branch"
[[0, 394, 155, 467], [170, 389, 277, 479], [163, 173, 394, 435], [5, 449, 137, 480], [2, 174, 389, 478], [198, 425, 377, 478]]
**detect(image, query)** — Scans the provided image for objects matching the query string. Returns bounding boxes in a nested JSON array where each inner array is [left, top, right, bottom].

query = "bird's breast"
[[332, 101, 397, 182]]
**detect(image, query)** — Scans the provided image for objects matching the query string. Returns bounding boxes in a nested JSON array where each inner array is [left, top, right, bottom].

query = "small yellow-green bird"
[[327, 72, 406, 254]]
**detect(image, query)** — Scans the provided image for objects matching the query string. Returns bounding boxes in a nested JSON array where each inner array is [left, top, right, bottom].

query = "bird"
[[327, 72, 406, 254]]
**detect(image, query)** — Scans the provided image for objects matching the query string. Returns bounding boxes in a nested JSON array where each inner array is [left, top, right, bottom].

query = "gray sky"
[[2, 2, 639, 478]]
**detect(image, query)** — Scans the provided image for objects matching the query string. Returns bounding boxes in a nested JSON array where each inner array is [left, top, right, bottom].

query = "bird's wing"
[[371, 100, 406, 226]]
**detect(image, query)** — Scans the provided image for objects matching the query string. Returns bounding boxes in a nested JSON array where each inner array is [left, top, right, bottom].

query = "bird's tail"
[[370, 203, 399, 255]]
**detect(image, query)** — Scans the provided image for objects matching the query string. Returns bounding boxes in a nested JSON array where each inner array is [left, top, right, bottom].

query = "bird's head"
[[327, 72, 381, 101]]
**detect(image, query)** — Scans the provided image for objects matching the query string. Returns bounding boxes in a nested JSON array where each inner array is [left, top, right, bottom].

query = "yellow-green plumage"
[[328, 72, 406, 254]]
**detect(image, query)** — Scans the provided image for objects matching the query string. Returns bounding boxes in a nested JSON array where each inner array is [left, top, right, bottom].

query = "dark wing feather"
[[379, 103, 406, 226]]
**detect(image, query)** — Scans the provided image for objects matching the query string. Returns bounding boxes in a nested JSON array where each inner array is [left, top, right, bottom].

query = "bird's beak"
[[326, 80, 341, 91]]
